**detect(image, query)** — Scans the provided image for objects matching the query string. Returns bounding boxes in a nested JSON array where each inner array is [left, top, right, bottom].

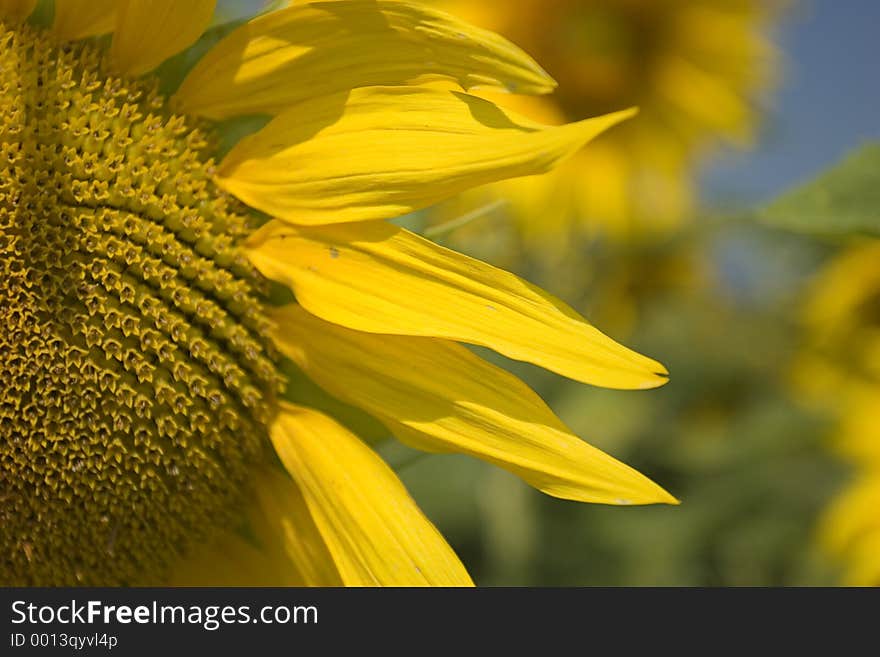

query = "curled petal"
[[174, 0, 555, 119], [217, 85, 635, 225]]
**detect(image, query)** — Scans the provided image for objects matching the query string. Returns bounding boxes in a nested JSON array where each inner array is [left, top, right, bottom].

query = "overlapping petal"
[[270, 402, 473, 586], [52, 0, 116, 40], [249, 468, 345, 587], [217, 85, 636, 225], [0, 0, 34, 23], [271, 305, 677, 506], [168, 530, 290, 587], [168, 469, 342, 586], [111, 0, 216, 76], [247, 220, 667, 389], [174, 0, 555, 119]]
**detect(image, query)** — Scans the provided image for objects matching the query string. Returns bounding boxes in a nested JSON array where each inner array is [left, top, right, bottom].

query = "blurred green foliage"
[[758, 143, 880, 237]]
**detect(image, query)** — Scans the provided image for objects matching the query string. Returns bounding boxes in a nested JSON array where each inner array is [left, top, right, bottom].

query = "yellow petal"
[[52, 0, 116, 40], [246, 220, 667, 390], [216, 85, 635, 225], [270, 402, 473, 586], [271, 305, 677, 506], [173, 0, 554, 120], [167, 530, 285, 586], [0, 0, 34, 23], [110, 0, 216, 76], [250, 467, 344, 587], [168, 468, 342, 586]]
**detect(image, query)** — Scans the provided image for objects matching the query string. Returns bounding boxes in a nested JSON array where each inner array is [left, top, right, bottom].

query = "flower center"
[[0, 23, 283, 584]]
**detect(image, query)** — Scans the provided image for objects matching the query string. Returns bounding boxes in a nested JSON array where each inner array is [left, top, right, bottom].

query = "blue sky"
[[702, 0, 880, 204]]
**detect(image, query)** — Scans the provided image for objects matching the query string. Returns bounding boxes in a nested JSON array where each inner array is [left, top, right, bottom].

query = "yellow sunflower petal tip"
[[270, 305, 676, 507], [614, 106, 640, 121], [608, 469, 680, 506], [562, 106, 639, 150], [246, 220, 669, 390], [639, 371, 671, 390], [606, 462, 679, 507], [612, 486, 679, 507]]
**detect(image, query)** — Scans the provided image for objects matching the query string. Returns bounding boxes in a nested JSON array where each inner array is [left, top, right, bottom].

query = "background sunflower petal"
[[173, 0, 555, 119], [270, 402, 474, 586], [111, 0, 217, 76], [216, 86, 635, 225], [246, 220, 667, 390], [52, 0, 116, 40], [842, 531, 880, 586], [821, 477, 880, 557], [270, 306, 677, 506]]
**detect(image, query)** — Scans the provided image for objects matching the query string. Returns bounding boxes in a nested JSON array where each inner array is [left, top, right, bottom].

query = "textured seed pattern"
[[0, 24, 284, 585]]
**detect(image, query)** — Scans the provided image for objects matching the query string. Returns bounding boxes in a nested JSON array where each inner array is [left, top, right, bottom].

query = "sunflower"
[[0, 0, 678, 586], [795, 242, 880, 585], [430, 0, 779, 242]]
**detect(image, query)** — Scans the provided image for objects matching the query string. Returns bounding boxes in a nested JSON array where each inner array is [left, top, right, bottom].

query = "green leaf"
[[758, 142, 880, 237]]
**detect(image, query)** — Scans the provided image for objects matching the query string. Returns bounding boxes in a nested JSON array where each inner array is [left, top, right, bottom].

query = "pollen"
[[0, 23, 284, 585]]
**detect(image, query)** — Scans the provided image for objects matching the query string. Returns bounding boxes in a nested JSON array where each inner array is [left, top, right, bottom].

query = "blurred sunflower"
[[795, 242, 880, 585], [431, 0, 780, 242], [0, 0, 676, 586]]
